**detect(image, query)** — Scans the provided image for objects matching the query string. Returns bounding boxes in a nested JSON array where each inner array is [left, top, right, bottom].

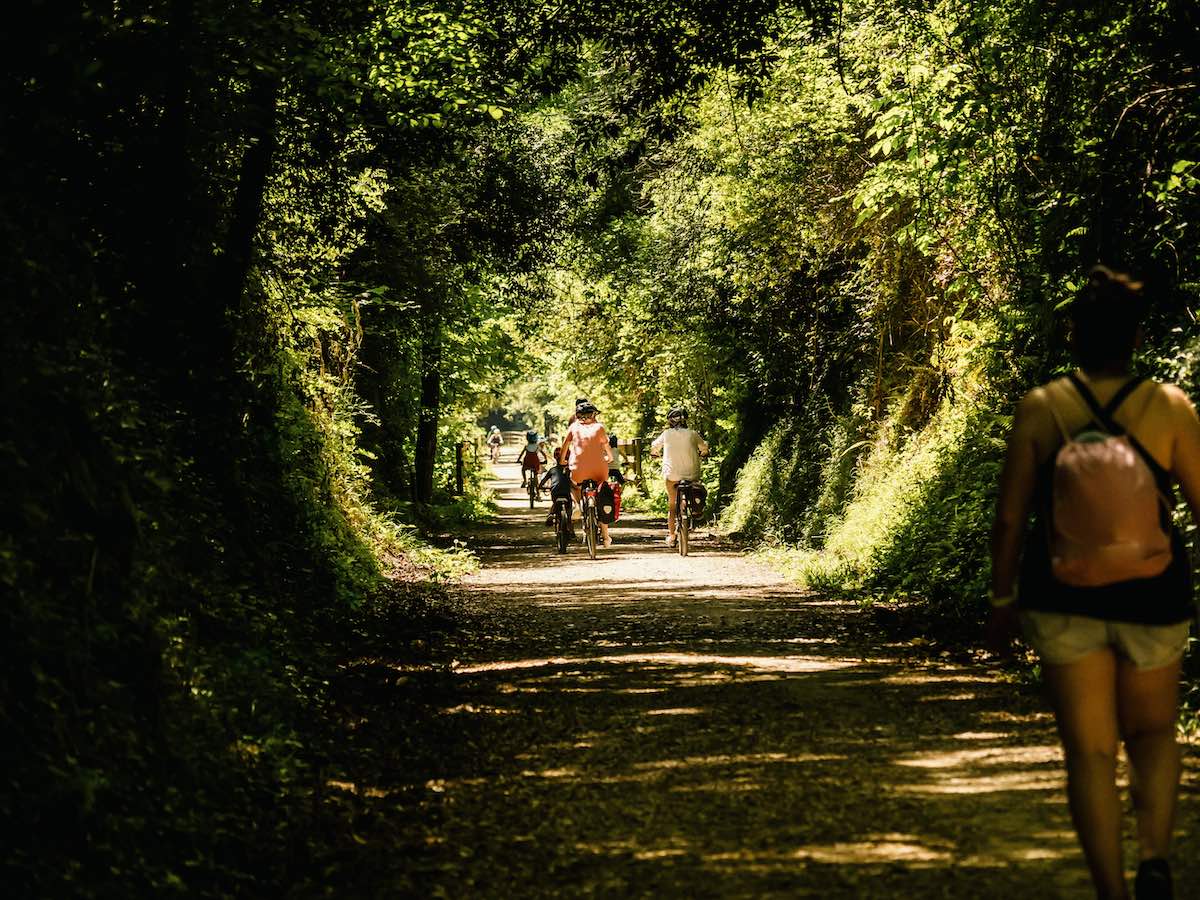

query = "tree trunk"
[[214, 70, 281, 324], [414, 336, 442, 505]]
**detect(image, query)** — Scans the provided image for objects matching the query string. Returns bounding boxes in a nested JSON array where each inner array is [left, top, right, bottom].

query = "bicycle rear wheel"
[[528, 475, 537, 508], [556, 503, 569, 554], [677, 491, 689, 556], [585, 506, 598, 559]]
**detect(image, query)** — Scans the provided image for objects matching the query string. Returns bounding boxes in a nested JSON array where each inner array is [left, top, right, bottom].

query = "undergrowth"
[[732, 320, 1000, 610]]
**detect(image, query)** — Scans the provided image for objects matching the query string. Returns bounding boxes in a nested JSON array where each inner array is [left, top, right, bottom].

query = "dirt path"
[[330, 462, 1199, 898]]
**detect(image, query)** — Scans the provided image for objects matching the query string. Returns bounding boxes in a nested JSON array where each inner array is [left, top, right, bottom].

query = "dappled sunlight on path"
[[323, 460, 1199, 898]]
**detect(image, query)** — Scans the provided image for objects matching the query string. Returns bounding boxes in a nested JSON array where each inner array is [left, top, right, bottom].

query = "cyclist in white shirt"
[[650, 406, 709, 546]]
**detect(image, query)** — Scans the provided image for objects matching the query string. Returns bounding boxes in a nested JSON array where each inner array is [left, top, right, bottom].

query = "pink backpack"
[[1046, 375, 1172, 587]]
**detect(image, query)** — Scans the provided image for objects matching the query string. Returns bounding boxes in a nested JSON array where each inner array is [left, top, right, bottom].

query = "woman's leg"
[[1116, 656, 1182, 862], [1043, 648, 1128, 900]]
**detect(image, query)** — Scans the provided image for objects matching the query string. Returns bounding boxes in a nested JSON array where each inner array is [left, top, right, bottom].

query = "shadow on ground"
[[306, 460, 1200, 899]]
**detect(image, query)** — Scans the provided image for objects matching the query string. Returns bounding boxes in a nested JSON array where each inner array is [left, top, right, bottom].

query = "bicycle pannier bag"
[[1047, 376, 1171, 587], [597, 481, 616, 524], [688, 483, 708, 517], [610, 481, 622, 522]]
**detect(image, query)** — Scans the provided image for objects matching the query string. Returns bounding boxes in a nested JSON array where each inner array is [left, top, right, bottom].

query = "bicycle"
[[673, 479, 700, 557], [579, 478, 601, 560], [526, 467, 540, 508], [552, 496, 572, 553]]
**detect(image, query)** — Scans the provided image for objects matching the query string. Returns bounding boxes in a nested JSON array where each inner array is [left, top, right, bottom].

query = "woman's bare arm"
[[990, 391, 1042, 600], [1167, 385, 1200, 522]]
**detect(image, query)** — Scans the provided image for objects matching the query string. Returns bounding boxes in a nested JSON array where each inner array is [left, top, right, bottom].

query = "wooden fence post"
[[455, 441, 465, 495], [633, 438, 645, 493]]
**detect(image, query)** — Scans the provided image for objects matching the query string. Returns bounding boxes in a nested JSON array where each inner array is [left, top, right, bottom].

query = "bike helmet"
[[667, 406, 688, 427], [609, 434, 618, 447], [576, 401, 598, 417], [526, 431, 538, 442], [489, 425, 500, 432]]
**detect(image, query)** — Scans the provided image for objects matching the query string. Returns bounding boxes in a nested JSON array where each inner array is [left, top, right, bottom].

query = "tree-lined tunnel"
[[4, 1, 1200, 896]]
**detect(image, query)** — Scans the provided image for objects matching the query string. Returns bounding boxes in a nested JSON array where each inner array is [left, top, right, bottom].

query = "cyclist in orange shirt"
[[559, 401, 613, 546]]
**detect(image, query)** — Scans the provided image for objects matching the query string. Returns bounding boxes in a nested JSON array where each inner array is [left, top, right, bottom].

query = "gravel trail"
[[330, 461, 1199, 898]]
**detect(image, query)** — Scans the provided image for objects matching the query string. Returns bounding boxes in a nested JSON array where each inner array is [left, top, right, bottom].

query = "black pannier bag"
[[597, 481, 617, 524], [688, 483, 708, 516]]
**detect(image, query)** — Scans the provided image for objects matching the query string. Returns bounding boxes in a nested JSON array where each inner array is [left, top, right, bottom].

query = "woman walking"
[[989, 266, 1200, 899]]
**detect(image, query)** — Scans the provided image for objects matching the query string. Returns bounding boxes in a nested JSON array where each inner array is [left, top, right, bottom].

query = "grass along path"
[[319, 461, 1199, 898]]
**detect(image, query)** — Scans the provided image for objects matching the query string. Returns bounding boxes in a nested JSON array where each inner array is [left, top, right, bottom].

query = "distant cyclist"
[[607, 433, 626, 485], [560, 401, 613, 547], [486, 425, 502, 463], [516, 431, 548, 488], [650, 406, 709, 547]]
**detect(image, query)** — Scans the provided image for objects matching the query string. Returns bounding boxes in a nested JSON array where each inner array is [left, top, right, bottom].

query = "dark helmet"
[[575, 397, 590, 411], [667, 406, 688, 427], [576, 401, 598, 417], [609, 434, 618, 447], [526, 431, 538, 442]]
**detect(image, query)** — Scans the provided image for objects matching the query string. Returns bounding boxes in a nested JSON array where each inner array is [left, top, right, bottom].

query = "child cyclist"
[[540, 447, 575, 534], [516, 430, 548, 488], [650, 406, 709, 547]]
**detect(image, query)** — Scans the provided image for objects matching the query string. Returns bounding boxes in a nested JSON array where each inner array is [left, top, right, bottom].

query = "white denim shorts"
[[1020, 611, 1192, 671]]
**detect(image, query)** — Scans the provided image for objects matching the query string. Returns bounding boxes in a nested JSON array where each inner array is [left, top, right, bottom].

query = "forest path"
[[343, 462, 1199, 898]]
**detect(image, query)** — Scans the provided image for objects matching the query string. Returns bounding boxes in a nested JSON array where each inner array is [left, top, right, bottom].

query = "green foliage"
[[510, 0, 1200, 636], [2, 0, 551, 893], [8, 0, 1200, 892]]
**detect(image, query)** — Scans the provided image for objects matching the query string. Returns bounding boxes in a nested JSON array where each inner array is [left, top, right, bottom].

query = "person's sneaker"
[[603, 534, 613, 547], [1136, 858, 1173, 900], [665, 535, 676, 548]]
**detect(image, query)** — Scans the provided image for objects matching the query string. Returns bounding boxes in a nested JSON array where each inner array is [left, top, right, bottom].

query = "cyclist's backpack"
[[688, 483, 708, 517], [1046, 375, 1172, 587], [597, 480, 617, 524]]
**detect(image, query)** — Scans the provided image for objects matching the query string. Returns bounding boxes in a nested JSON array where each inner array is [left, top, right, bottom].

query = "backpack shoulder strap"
[[1067, 374, 1170, 485], [1066, 372, 1121, 433], [1103, 376, 1145, 417]]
